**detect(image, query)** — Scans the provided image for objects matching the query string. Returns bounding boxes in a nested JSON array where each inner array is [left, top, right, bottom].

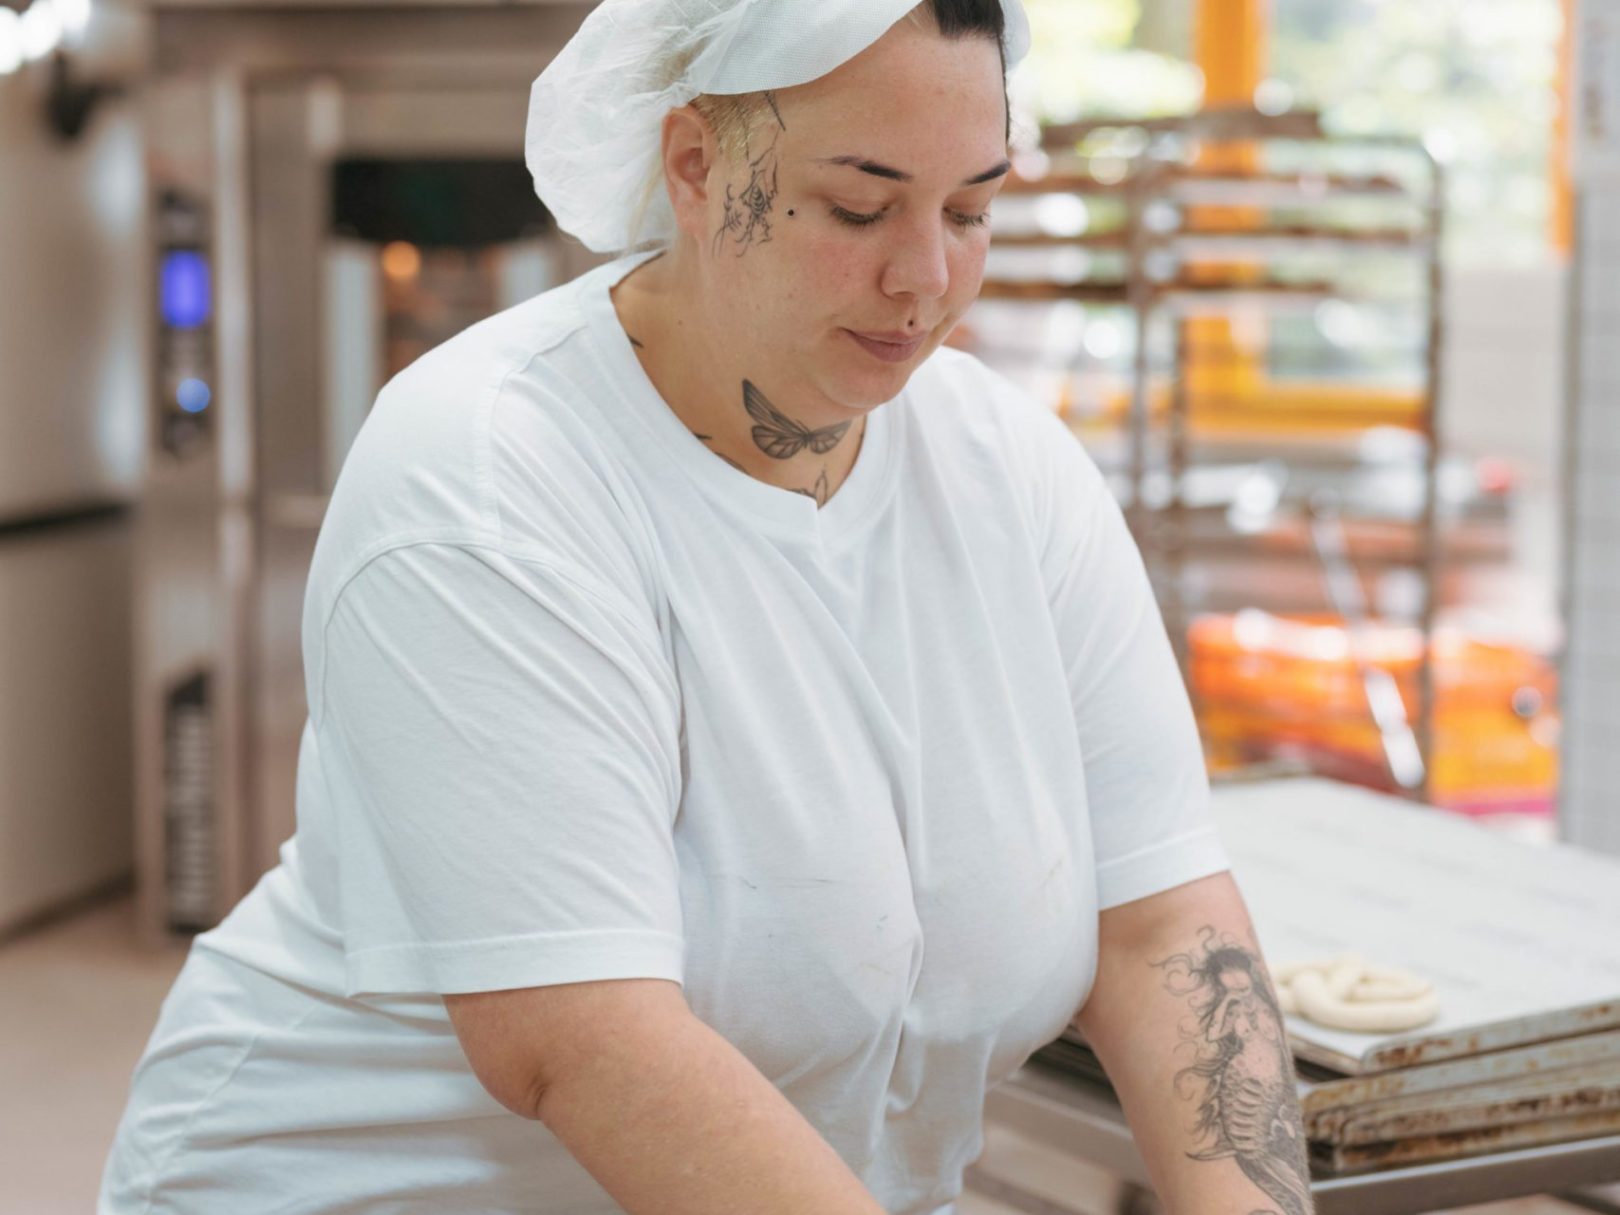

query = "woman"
[[101, 2, 1313, 1213]]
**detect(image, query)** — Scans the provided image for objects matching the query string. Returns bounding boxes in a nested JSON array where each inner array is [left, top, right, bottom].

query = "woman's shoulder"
[[307, 276, 655, 627], [365, 274, 606, 479], [911, 344, 1072, 441], [907, 344, 1096, 477]]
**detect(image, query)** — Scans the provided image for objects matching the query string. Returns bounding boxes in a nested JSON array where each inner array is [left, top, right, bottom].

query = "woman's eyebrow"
[[815, 155, 1012, 187]]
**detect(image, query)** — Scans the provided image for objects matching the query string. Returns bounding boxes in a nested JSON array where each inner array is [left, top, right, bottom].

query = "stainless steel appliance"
[[135, 0, 601, 940], [0, 74, 146, 936]]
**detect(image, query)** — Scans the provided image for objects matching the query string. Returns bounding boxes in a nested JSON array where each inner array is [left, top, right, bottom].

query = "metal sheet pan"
[[1210, 778, 1620, 1075], [1313, 1106, 1620, 1175], [990, 1060, 1620, 1205], [1332, 1060, 1620, 1145], [1300, 1029, 1620, 1115]]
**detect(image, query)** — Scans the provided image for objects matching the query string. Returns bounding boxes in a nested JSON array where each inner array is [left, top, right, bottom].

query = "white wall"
[[1437, 263, 1567, 638], [1440, 264, 1567, 471]]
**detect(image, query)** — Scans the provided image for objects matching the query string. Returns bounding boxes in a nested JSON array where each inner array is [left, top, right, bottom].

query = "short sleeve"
[[313, 540, 685, 998], [1030, 411, 1231, 911]]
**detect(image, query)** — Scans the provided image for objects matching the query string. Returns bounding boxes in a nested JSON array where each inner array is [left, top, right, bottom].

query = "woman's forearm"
[[536, 1005, 888, 1215], [1074, 872, 1316, 1215]]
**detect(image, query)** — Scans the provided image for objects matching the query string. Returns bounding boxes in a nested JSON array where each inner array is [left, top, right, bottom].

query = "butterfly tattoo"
[[743, 380, 851, 459]]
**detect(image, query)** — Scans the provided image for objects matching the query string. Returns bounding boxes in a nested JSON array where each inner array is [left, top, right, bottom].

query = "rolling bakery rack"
[[975, 106, 1455, 803]]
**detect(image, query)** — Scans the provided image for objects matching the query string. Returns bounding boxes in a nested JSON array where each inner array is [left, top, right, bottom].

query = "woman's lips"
[[845, 329, 926, 364]]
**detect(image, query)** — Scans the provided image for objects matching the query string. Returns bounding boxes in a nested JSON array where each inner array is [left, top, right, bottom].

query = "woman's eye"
[[829, 205, 992, 231], [830, 205, 886, 228]]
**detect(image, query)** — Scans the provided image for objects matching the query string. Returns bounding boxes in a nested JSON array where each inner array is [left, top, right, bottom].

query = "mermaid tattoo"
[[1154, 926, 1312, 1215]]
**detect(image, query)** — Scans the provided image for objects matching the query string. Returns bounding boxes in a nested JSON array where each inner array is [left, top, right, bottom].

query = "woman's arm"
[[447, 978, 889, 1215], [1073, 871, 1316, 1215]]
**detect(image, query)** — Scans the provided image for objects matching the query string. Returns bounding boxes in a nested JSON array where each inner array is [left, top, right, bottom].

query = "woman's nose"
[[881, 216, 951, 302]]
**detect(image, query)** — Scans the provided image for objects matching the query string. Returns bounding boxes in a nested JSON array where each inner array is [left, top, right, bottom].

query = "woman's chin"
[[836, 369, 915, 409], [831, 339, 930, 403]]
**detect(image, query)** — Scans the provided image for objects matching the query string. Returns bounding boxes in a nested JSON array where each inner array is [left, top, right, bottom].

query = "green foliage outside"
[[1272, 0, 1561, 265], [1011, 0, 1201, 129], [1015, 0, 1562, 265]]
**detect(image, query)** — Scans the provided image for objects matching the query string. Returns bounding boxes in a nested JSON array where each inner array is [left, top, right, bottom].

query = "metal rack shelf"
[[976, 279, 1347, 308], [976, 107, 1447, 801], [1162, 230, 1431, 257], [1164, 171, 1412, 205], [975, 280, 1130, 303]]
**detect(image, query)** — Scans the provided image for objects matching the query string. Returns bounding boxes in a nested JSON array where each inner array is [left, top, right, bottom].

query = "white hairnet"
[[526, 0, 1031, 254]]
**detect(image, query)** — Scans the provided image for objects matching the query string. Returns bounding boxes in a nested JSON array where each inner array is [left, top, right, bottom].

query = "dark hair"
[[909, 0, 1011, 139], [927, 0, 1007, 47], [693, 0, 1012, 164]]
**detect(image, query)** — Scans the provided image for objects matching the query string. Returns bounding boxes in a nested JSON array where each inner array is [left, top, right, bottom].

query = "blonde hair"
[[617, 93, 769, 249], [691, 5, 942, 165], [691, 92, 775, 164]]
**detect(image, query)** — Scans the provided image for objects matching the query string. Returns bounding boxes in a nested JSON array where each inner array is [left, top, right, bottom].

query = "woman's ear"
[[662, 105, 719, 243]]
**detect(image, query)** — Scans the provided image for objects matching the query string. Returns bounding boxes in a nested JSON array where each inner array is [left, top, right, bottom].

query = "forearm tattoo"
[[743, 380, 850, 458], [1155, 926, 1312, 1215], [714, 129, 782, 257]]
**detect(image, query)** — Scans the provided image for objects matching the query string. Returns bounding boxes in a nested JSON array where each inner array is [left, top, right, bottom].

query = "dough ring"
[[1272, 953, 1439, 1033]]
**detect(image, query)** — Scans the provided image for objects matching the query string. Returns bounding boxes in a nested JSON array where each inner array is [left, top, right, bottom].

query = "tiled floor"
[[0, 892, 1608, 1215], [0, 893, 189, 1214]]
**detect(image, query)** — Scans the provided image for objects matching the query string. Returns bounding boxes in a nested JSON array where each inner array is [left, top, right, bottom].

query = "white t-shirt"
[[101, 250, 1230, 1215]]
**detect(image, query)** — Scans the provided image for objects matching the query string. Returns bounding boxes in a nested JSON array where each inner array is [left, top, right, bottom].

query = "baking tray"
[[1209, 778, 1620, 1076]]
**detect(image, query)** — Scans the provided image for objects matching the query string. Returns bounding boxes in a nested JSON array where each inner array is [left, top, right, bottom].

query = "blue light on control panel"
[[160, 251, 212, 329], [176, 378, 212, 414]]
